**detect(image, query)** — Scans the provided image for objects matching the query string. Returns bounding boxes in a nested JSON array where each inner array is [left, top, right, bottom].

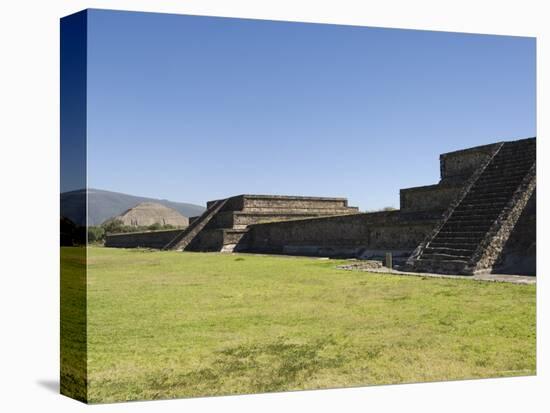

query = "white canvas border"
[[0, 1, 546, 412]]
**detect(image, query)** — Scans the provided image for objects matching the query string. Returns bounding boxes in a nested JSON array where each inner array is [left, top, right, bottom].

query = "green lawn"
[[73, 247, 535, 402]]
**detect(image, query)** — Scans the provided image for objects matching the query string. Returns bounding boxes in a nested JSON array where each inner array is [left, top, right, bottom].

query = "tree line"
[[88, 220, 181, 243]]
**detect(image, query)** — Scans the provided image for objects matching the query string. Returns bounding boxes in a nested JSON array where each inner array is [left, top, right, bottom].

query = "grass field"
[[66, 247, 536, 403]]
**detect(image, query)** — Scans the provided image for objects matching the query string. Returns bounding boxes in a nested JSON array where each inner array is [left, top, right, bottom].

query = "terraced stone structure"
[[164, 195, 359, 252], [407, 137, 536, 274]]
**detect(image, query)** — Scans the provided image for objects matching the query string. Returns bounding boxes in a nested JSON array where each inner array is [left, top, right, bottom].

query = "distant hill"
[[61, 188, 206, 226]]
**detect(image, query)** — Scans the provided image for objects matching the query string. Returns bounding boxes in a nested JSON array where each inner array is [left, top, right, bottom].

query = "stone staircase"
[[186, 195, 359, 252], [163, 199, 228, 251], [408, 138, 536, 274]]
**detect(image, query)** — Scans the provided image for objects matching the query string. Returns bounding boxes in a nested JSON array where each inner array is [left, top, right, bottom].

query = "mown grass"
[[60, 247, 87, 402], [78, 247, 535, 403]]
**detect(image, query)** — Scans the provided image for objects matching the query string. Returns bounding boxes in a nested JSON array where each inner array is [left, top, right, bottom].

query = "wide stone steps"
[[163, 198, 228, 250], [410, 137, 536, 274]]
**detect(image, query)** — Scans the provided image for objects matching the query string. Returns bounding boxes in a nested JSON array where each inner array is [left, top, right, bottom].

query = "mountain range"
[[61, 188, 206, 226]]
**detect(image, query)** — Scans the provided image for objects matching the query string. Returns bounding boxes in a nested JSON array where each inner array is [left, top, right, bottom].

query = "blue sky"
[[86, 9, 535, 210]]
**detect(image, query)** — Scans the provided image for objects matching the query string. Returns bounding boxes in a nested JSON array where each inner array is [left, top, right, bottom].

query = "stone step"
[[444, 218, 496, 227], [483, 167, 532, 177], [495, 153, 535, 161], [482, 161, 532, 171], [452, 204, 503, 212], [439, 224, 492, 233], [479, 173, 526, 182], [484, 157, 534, 166], [163, 198, 228, 250], [466, 186, 518, 196], [490, 155, 535, 165], [458, 196, 513, 207], [459, 198, 510, 207], [497, 149, 535, 157], [462, 190, 515, 200], [457, 203, 508, 212], [498, 141, 535, 150], [428, 241, 479, 250], [448, 211, 501, 221], [435, 231, 486, 239], [489, 163, 532, 172], [468, 186, 519, 197], [420, 252, 471, 261], [424, 246, 475, 256], [469, 180, 522, 190], [414, 258, 472, 275], [474, 175, 527, 187], [493, 148, 535, 157], [458, 203, 507, 213], [491, 157, 535, 166], [495, 147, 536, 155], [443, 212, 498, 221]]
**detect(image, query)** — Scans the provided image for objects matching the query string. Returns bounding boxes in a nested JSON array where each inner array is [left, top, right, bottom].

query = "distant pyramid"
[[104, 202, 189, 227], [61, 188, 206, 226]]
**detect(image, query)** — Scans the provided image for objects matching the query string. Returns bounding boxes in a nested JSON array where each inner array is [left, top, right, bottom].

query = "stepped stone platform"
[[407, 137, 535, 275], [181, 195, 359, 252]]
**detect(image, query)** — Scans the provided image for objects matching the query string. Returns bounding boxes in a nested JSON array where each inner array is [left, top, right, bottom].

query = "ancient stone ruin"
[[407, 138, 535, 275], [105, 137, 536, 275]]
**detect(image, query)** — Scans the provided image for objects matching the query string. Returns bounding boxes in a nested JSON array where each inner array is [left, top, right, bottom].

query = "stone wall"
[[400, 183, 463, 213], [105, 229, 182, 249], [245, 211, 440, 260], [398, 143, 502, 214], [439, 143, 501, 185], [494, 191, 536, 275]]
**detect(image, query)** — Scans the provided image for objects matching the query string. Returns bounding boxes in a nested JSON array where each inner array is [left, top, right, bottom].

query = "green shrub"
[[88, 226, 105, 243]]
